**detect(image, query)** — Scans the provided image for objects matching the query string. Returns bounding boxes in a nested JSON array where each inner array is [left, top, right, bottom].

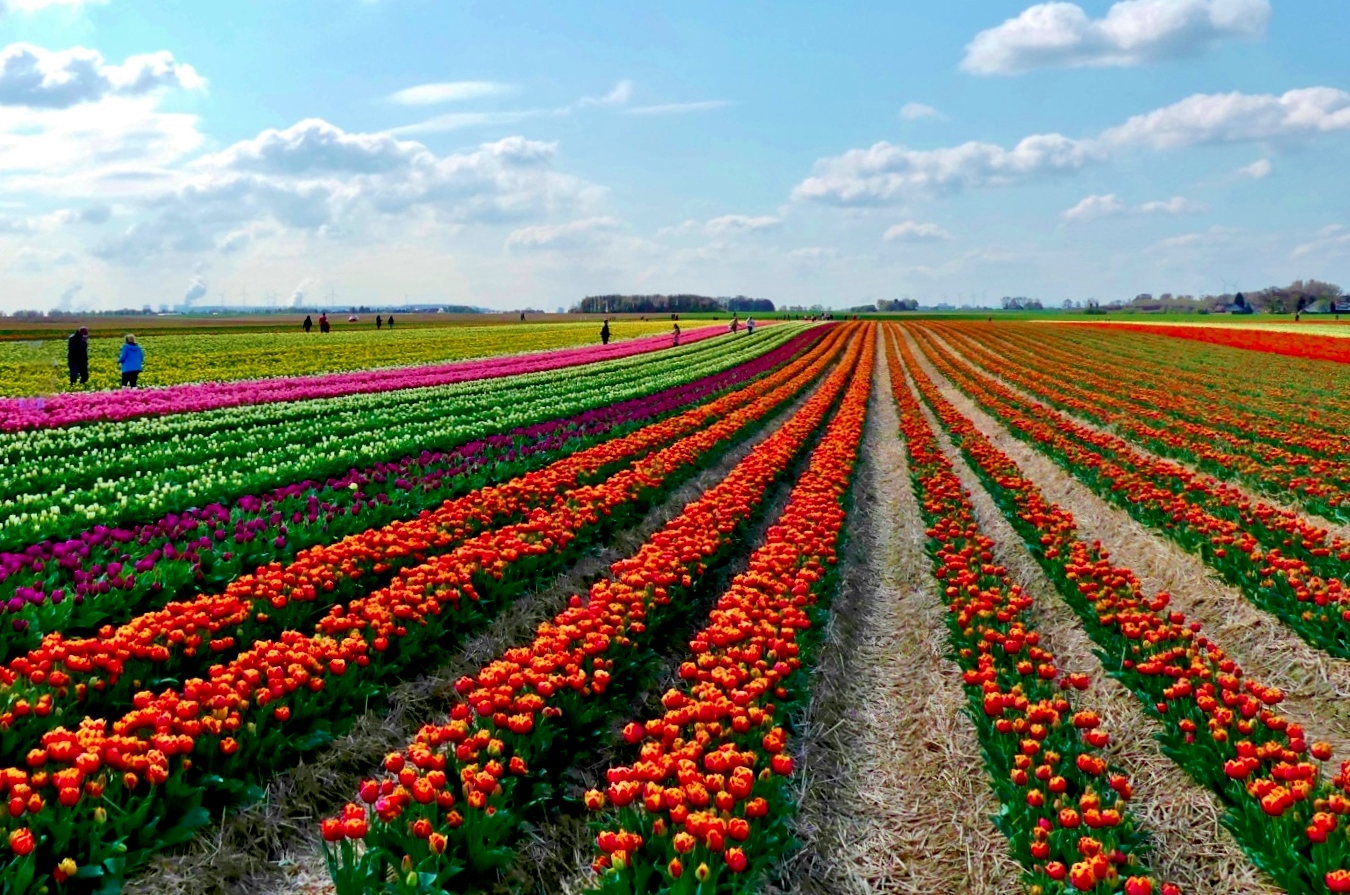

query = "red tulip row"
[[885, 327, 1167, 895], [0, 326, 857, 895], [896, 326, 1350, 895], [320, 327, 873, 893], [578, 324, 874, 894], [0, 328, 847, 766], [909, 324, 1350, 663], [934, 322, 1350, 521], [963, 321, 1350, 461]]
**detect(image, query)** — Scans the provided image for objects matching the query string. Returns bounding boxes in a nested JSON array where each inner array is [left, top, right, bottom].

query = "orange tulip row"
[[908, 324, 1350, 663], [0, 328, 847, 767], [320, 326, 872, 893], [0, 329, 854, 894], [886, 327, 1168, 895], [933, 322, 1350, 520], [579, 324, 874, 892], [896, 326, 1350, 894]]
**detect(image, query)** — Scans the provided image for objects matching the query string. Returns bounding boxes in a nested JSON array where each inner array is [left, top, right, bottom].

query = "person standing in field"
[[386, 315, 395, 329], [303, 315, 313, 333], [376, 314, 383, 330], [118, 334, 144, 388], [600, 319, 611, 345], [729, 314, 739, 334], [67, 327, 89, 386], [672, 322, 680, 347], [319, 312, 330, 333], [746, 317, 756, 335]]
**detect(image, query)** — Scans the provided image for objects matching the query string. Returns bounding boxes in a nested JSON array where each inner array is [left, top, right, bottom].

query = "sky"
[[0, 0, 1347, 312]]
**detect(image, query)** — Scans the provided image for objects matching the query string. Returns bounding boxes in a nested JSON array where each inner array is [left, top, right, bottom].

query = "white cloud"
[[203, 118, 425, 175], [1062, 193, 1127, 221], [1293, 225, 1350, 259], [900, 102, 944, 121], [0, 95, 204, 197], [579, 80, 633, 108], [704, 214, 780, 235], [505, 216, 620, 250], [1138, 196, 1207, 214], [386, 108, 558, 136], [1102, 87, 1350, 149], [386, 81, 514, 106], [623, 100, 734, 116], [1151, 224, 1238, 250], [0, 44, 203, 108], [1062, 192, 1206, 220], [883, 220, 955, 242], [793, 134, 1099, 205], [962, 0, 1270, 75], [90, 123, 599, 263], [1237, 158, 1272, 179]]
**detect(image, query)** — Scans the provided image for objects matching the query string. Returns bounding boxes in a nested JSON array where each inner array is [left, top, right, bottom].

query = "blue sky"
[[0, 0, 1347, 311]]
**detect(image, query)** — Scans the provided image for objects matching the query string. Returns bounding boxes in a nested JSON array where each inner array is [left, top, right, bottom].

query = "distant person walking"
[[67, 327, 89, 385], [376, 314, 383, 330], [672, 322, 681, 347], [118, 334, 144, 388], [303, 315, 313, 333], [520, 312, 526, 321], [729, 314, 739, 334], [600, 319, 611, 345], [319, 312, 331, 334], [386, 315, 395, 329], [746, 317, 756, 335]]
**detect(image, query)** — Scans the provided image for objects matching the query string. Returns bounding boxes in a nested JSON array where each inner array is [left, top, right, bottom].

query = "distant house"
[[1334, 297, 1350, 313]]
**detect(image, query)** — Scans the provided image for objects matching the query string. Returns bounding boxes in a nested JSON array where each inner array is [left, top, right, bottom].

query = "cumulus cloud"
[[0, 44, 203, 108], [92, 122, 598, 263], [1102, 87, 1350, 149], [962, 0, 1270, 75], [793, 134, 1099, 205], [1062, 192, 1206, 220], [704, 214, 781, 235], [202, 118, 425, 175], [883, 221, 954, 242], [505, 216, 620, 250], [900, 102, 944, 121], [1237, 158, 1272, 179], [386, 81, 514, 106], [1062, 193, 1127, 221]]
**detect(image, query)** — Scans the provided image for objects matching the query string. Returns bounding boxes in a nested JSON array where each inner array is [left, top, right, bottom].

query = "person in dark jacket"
[[118, 334, 144, 388], [376, 314, 383, 330], [67, 327, 89, 385], [386, 315, 394, 329], [303, 315, 313, 333], [600, 320, 611, 345]]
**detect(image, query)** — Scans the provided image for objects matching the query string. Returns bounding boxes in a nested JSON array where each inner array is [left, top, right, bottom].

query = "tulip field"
[[11, 315, 1350, 895]]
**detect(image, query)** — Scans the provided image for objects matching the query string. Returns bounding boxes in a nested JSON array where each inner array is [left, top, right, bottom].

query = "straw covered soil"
[[779, 329, 1018, 894]]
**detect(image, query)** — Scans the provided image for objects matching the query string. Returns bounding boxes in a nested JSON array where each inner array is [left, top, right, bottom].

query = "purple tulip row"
[[0, 325, 725, 433], [0, 328, 825, 656]]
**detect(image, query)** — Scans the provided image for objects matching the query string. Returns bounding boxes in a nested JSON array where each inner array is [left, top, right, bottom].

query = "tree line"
[[575, 294, 776, 314]]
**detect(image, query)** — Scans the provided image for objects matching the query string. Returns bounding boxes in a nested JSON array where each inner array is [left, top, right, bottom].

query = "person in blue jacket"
[[119, 334, 144, 388]]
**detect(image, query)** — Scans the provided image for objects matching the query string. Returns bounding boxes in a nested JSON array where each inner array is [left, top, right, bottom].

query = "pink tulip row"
[[0, 326, 728, 433]]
